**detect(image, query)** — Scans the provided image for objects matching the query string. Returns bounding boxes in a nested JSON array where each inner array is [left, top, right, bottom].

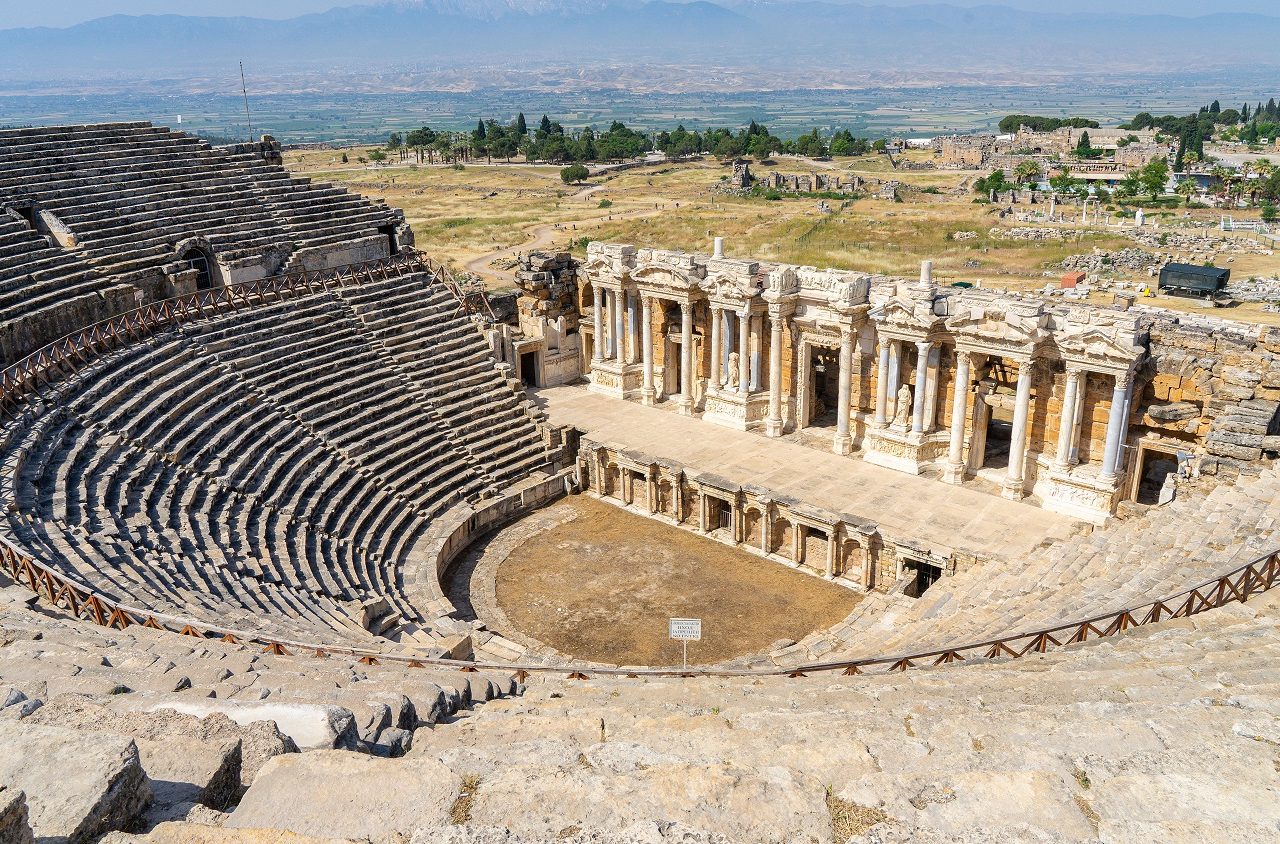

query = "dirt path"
[[463, 200, 666, 286]]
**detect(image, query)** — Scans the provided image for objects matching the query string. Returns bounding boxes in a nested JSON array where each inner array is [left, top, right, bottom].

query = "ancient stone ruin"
[[0, 125, 1277, 844]]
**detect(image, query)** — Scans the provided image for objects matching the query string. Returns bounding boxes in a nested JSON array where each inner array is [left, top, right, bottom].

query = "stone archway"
[[770, 516, 792, 559], [743, 507, 765, 548]]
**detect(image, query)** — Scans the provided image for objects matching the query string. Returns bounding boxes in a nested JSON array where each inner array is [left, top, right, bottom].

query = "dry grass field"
[[285, 148, 1280, 325]]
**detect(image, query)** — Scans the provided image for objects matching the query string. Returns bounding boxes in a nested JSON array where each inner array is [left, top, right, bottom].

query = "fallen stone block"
[[37, 695, 292, 787], [141, 699, 357, 752], [0, 721, 151, 844], [0, 786, 33, 844], [136, 736, 242, 824], [227, 751, 458, 840]]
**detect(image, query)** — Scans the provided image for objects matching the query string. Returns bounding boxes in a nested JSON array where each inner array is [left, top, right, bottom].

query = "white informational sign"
[[669, 618, 702, 641]]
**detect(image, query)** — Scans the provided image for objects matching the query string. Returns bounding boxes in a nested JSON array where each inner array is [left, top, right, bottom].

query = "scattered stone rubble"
[[1223, 276, 1280, 304], [991, 226, 1065, 241], [1129, 229, 1272, 256], [1061, 248, 1159, 275]]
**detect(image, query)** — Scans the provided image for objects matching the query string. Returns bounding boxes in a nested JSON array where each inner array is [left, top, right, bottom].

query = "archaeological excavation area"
[[0, 124, 1277, 844]]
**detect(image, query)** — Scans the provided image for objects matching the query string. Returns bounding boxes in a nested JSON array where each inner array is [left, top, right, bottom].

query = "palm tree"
[[1175, 179, 1197, 206], [1014, 159, 1042, 186]]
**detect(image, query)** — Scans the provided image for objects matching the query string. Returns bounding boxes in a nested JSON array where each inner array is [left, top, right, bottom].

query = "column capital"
[[679, 300, 694, 316], [840, 324, 855, 343], [915, 338, 934, 353], [1113, 368, 1133, 390]]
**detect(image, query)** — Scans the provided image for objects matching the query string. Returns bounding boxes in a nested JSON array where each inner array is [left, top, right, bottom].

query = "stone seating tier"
[[0, 123, 401, 324], [0, 275, 552, 652], [797, 464, 1280, 665]]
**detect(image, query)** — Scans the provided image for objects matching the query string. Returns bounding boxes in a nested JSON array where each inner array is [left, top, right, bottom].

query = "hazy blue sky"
[[1, 0, 1276, 30]]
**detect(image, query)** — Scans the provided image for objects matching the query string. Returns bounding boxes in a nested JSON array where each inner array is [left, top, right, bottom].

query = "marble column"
[[825, 527, 839, 578], [640, 296, 656, 405], [911, 340, 932, 434], [708, 304, 722, 393], [943, 349, 972, 484], [591, 285, 604, 361], [1003, 360, 1035, 498], [737, 308, 751, 395], [886, 340, 902, 418], [1100, 370, 1133, 480], [612, 290, 624, 363], [874, 337, 891, 427], [627, 293, 639, 364], [1053, 367, 1085, 471], [834, 326, 854, 455], [765, 316, 786, 437], [924, 344, 942, 431], [677, 301, 694, 415]]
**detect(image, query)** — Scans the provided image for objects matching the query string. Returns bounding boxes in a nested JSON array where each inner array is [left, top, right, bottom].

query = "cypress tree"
[[516, 112, 527, 136], [539, 115, 553, 135], [1242, 103, 1251, 122], [476, 119, 486, 140], [1209, 100, 1221, 114]]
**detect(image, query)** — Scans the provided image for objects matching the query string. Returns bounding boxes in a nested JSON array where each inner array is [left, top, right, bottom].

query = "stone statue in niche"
[[726, 352, 740, 389], [892, 383, 913, 428]]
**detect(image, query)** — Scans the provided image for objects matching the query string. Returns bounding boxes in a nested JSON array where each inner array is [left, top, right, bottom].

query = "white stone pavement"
[[532, 385, 1084, 561]]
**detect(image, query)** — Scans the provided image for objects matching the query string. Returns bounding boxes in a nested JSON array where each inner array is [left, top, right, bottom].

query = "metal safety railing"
[[2, 527, 1275, 681]]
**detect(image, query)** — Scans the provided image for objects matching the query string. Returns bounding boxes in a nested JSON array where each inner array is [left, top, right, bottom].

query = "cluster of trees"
[[997, 115, 1099, 134], [379, 115, 879, 165], [974, 156, 1172, 201], [1124, 97, 1280, 157]]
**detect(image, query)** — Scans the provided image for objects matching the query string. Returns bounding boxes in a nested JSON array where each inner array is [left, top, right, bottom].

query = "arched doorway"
[[179, 247, 214, 291]]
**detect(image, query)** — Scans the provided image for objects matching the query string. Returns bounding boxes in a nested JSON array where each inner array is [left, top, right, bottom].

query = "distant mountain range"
[[1, 1, 1278, 89]]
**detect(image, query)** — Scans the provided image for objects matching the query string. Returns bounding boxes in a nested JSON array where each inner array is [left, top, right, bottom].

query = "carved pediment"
[[702, 271, 760, 302], [632, 259, 703, 292], [946, 305, 1049, 346], [1056, 326, 1143, 363], [876, 297, 943, 332]]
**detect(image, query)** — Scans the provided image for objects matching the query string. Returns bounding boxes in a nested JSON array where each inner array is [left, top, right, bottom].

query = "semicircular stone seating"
[[0, 271, 551, 652]]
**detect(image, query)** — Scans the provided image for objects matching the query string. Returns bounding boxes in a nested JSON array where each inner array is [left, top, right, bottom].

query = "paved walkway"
[[532, 385, 1083, 561]]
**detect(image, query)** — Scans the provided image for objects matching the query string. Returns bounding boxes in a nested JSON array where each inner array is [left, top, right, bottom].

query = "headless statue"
[[892, 383, 913, 428], [726, 352, 740, 389]]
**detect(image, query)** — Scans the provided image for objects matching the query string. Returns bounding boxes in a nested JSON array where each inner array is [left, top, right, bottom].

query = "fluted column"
[[708, 305, 722, 393], [1053, 367, 1084, 471], [640, 296, 656, 405], [765, 315, 786, 437], [886, 340, 901, 418], [737, 308, 751, 395], [612, 290, 624, 363], [911, 340, 932, 434], [1100, 370, 1133, 480], [1003, 360, 1035, 499], [834, 326, 854, 455], [943, 349, 972, 484], [874, 337, 891, 427], [591, 285, 604, 361], [677, 301, 694, 415]]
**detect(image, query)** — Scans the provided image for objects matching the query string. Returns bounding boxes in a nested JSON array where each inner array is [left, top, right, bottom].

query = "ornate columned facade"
[[582, 241, 1147, 523]]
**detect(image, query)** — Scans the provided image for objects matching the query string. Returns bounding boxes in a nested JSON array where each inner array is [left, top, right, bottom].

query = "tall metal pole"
[[240, 61, 254, 142]]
